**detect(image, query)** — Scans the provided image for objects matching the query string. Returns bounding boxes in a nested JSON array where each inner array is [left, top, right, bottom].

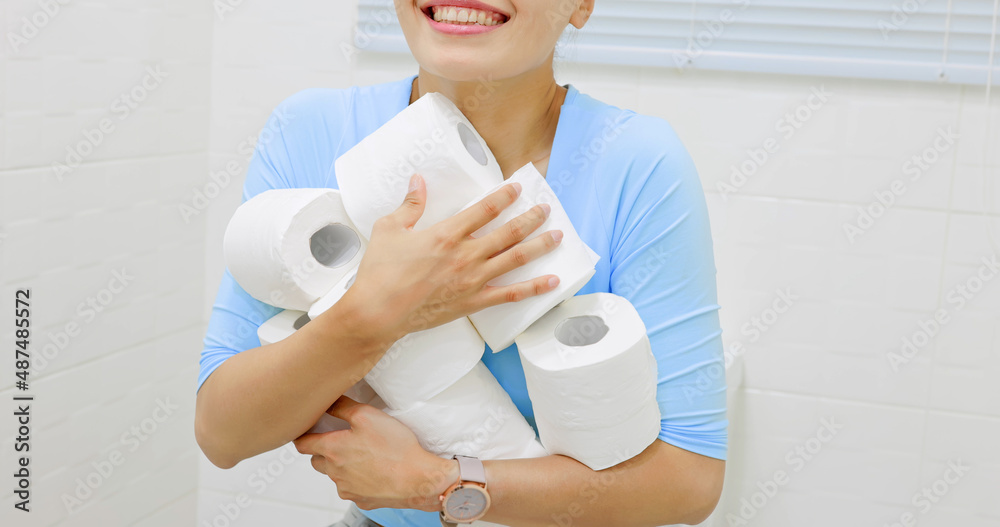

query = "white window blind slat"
[[355, 0, 1000, 86]]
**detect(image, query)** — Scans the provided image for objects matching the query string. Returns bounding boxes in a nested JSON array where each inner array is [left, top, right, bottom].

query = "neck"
[[411, 63, 567, 178]]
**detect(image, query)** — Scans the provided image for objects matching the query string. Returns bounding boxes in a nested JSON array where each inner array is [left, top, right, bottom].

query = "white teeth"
[[430, 5, 504, 26]]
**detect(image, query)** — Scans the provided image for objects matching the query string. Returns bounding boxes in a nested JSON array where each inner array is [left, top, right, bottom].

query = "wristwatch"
[[439, 455, 490, 526]]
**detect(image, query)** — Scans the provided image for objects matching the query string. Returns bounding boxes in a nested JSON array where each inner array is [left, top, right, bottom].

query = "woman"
[[195, 1, 728, 526]]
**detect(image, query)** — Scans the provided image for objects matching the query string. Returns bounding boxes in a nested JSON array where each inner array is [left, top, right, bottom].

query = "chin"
[[417, 52, 506, 83]]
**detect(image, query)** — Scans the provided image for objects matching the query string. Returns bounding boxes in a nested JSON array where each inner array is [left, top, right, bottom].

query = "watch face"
[[444, 486, 489, 521]]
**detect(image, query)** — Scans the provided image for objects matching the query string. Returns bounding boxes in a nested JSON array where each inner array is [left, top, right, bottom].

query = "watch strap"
[[440, 512, 458, 527], [454, 455, 486, 485]]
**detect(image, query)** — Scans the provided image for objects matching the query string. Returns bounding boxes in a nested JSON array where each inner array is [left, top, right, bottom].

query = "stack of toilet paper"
[[223, 91, 661, 486]]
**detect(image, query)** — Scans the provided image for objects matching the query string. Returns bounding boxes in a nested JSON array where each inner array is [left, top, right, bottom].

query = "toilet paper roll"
[[335, 92, 504, 240], [366, 318, 486, 411], [258, 310, 311, 346], [464, 163, 600, 352], [514, 293, 661, 470], [385, 363, 546, 460], [533, 398, 660, 471], [308, 264, 360, 321], [224, 189, 366, 312], [308, 381, 388, 434]]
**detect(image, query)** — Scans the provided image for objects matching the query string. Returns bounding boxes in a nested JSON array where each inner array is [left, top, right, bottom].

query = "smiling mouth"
[[424, 5, 509, 26]]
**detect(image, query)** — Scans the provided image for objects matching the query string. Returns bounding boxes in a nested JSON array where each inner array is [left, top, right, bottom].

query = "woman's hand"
[[294, 397, 459, 512], [343, 174, 563, 342]]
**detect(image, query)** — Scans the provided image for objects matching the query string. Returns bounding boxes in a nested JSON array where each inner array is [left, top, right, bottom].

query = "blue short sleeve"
[[606, 116, 728, 460], [197, 89, 350, 392]]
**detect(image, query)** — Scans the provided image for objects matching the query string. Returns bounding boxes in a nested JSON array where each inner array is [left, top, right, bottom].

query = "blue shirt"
[[198, 75, 727, 527]]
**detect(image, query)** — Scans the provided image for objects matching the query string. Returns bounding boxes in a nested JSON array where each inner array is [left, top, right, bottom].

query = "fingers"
[[445, 182, 522, 237], [476, 203, 551, 258], [382, 175, 426, 229], [326, 395, 364, 422], [294, 425, 348, 456], [309, 454, 327, 475], [294, 432, 325, 455], [481, 273, 561, 308], [483, 229, 563, 278]]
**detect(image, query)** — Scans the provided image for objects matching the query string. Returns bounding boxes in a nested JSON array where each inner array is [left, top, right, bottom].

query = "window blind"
[[355, 0, 1000, 86]]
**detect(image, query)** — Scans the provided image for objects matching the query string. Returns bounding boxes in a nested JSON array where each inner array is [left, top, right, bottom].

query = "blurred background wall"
[[0, 0, 211, 526], [1, 0, 997, 526]]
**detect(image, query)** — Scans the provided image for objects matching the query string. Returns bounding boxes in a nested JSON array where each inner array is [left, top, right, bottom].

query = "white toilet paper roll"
[[533, 398, 661, 471], [385, 363, 546, 460], [465, 163, 600, 352], [308, 264, 360, 321], [514, 293, 661, 470], [335, 92, 504, 239], [366, 318, 486, 411], [258, 310, 311, 346], [224, 189, 366, 312]]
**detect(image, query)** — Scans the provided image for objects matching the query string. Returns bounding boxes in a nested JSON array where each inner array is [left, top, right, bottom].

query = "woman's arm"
[[195, 292, 393, 469], [196, 178, 564, 468], [479, 441, 724, 526], [296, 398, 724, 526]]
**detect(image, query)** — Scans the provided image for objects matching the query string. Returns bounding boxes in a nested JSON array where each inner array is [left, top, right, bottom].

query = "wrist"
[[409, 454, 459, 512], [323, 285, 402, 352]]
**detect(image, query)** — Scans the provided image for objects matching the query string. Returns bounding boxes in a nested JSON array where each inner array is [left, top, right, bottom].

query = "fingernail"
[[551, 230, 563, 243], [511, 182, 522, 196], [548, 276, 560, 288], [539, 203, 551, 217], [408, 174, 421, 192]]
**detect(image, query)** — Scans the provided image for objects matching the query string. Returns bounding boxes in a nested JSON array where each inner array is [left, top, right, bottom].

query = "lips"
[[420, 0, 510, 29]]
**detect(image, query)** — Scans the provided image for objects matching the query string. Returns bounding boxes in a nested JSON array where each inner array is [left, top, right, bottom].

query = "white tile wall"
[[0, 0, 209, 525], [2, 0, 997, 526]]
